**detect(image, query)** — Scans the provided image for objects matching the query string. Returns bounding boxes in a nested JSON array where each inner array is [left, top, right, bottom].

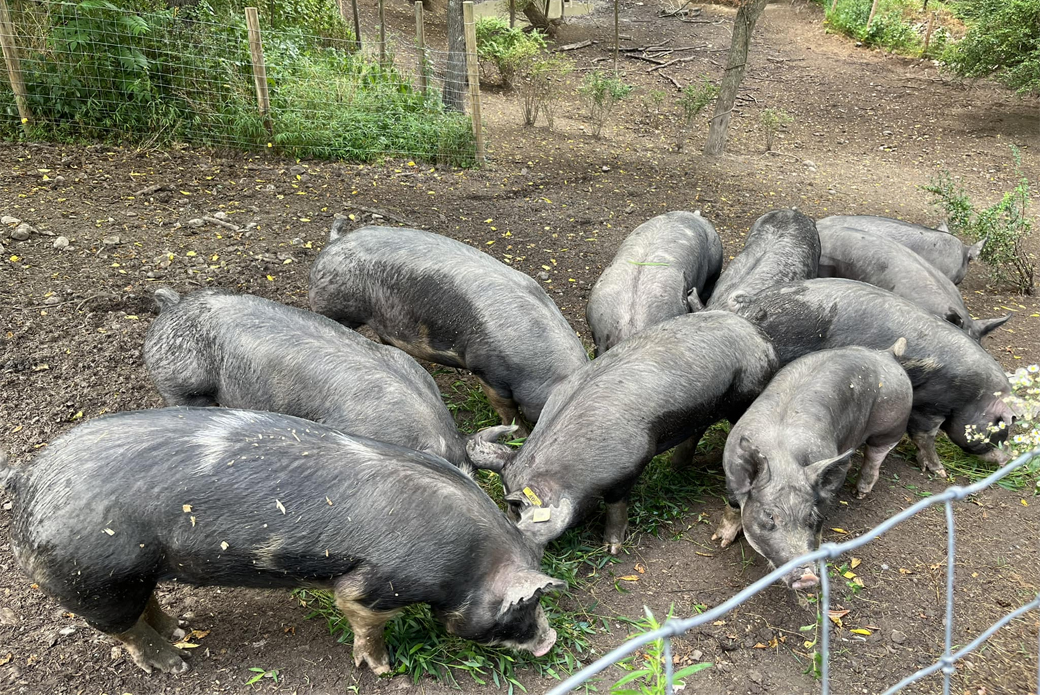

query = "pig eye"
[[763, 511, 777, 531]]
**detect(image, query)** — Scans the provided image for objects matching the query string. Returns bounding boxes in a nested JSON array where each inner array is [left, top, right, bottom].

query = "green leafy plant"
[[759, 107, 793, 151], [511, 52, 574, 127], [579, 70, 633, 139], [922, 147, 1035, 294], [824, 0, 924, 54], [612, 606, 711, 694], [674, 77, 718, 153], [942, 0, 1040, 94], [245, 666, 280, 685], [640, 88, 666, 131], [474, 17, 546, 87]]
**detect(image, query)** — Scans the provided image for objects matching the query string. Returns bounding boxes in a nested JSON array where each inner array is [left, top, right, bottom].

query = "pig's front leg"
[[711, 502, 743, 548], [110, 613, 190, 674], [143, 594, 187, 641], [478, 379, 530, 436], [335, 595, 400, 676], [670, 427, 708, 471], [602, 484, 635, 555], [908, 416, 947, 478]]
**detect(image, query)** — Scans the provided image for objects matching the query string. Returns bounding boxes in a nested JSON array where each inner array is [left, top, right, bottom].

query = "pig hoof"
[[171, 627, 187, 641], [854, 488, 870, 500], [130, 649, 190, 675], [353, 650, 391, 676], [935, 467, 948, 478], [607, 541, 622, 556]]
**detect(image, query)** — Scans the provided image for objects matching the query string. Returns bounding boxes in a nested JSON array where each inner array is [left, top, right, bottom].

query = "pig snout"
[[976, 447, 1011, 465], [786, 566, 820, 591], [530, 628, 558, 657]]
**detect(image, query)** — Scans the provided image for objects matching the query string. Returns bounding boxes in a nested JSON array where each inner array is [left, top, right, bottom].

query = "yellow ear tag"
[[522, 487, 543, 507], [532, 508, 551, 523]]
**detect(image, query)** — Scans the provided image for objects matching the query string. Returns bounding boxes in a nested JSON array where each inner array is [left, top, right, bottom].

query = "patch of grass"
[[821, 0, 960, 57], [893, 435, 1040, 492], [293, 384, 730, 686]]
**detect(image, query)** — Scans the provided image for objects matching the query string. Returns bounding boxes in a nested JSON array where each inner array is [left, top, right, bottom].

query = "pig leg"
[[142, 594, 187, 641], [909, 418, 947, 478], [602, 484, 634, 555], [711, 502, 743, 548], [109, 616, 190, 674], [335, 596, 399, 676], [478, 379, 530, 436], [855, 441, 899, 499], [670, 427, 707, 471]]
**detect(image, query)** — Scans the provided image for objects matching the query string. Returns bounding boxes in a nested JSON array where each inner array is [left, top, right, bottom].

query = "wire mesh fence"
[[0, 0, 479, 164], [546, 448, 1040, 695]]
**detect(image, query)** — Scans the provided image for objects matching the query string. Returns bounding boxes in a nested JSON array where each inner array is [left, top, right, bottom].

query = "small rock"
[[53, 236, 69, 250], [213, 211, 228, 220], [520, 167, 528, 175], [1, 215, 21, 225], [2, 500, 11, 511], [186, 218, 205, 228], [11, 224, 31, 241], [624, 204, 636, 214], [264, 184, 276, 192], [891, 629, 907, 644], [290, 237, 304, 246], [748, 669, 763, 684], [35, 228, 54, 236], [58, 626, 77, 636], [855, 41, 863, 47], [43, 296, 60, 306], [803, 160, 816, 168], [881, 563, 890, 570], [0, 243, 5, 256], [0, 607, 18, 626], [110, 647, 122, 661], [289, 165, 307, 175], [601, 165, 611, 172], [883, 130, 893, 136], [690, 649, 703, 661], [538, 271, 549, 281], [102, 235, 121, 246]]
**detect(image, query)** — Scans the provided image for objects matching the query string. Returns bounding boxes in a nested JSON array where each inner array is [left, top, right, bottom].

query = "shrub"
[[942, 0, 1040, 95], [923, 147, 1035, 294], [579, 70, 632, 139], [825, 0, 922, 53], [640, 88, 666, 131], [474, 16, 545, 87], [759, 107, 793, 152], [612, 607, 712, 694], [674, 77, 718, 153], [511, 51, 573, 128]]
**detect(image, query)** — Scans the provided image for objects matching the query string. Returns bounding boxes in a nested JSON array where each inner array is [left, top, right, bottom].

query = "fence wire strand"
[[546, 448, 1040, 695]]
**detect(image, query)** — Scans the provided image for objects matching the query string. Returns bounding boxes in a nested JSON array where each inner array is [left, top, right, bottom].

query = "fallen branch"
[[662, 73, 683, 91], [658, 1, 696, 17], [647, 56, 699, 72], [134, 183, 172, 196], [624, 53, 666, 65], [340, 204, 410, 225], [558, 39, 595, 51], [202, 216, 242, 232]]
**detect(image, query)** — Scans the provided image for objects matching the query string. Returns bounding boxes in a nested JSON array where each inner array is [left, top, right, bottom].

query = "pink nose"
[[791, 572, 819, 590], [532, 628, 557, 657]]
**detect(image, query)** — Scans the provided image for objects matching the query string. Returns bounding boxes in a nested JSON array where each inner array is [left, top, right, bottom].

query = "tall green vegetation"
[[942, 0, 1040, 94], [0, 0, 475, 164]]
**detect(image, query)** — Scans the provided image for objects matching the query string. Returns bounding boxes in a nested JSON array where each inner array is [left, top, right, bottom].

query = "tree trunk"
[[703, 0, 768, 156], [443, 0, 466, 112], [522, 1, 559, 36]]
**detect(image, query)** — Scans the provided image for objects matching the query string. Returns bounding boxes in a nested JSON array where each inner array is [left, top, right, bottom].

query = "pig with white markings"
[[734, 279, 1017, 477], [143, 288, 515, 475], [2, 409, 564, 676], [706, 209, 821, 311], [309, 222, 589, 432], [817, 226, 1010, 342], [816, 215, 985, 285], [714, 341, 914, 590], [586, 211, 723, 355]]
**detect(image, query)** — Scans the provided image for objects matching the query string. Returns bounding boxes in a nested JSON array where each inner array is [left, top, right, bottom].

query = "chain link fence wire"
[[546, 448, 1040, 695], [0, 0, 477, 164]]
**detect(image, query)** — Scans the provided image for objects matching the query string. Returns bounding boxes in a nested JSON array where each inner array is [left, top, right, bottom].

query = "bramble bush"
[[923, 147, 1035, 294], [579, 70, 632, 139]]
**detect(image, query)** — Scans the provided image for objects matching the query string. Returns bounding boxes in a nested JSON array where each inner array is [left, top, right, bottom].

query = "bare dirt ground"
[[1, 1, 1039, 694]]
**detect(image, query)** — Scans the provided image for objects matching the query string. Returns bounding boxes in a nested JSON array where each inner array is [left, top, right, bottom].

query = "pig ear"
[[967, 235, 987, 261], [803, 449, 856, 492], [937, 220, 950, 233], [975, 314, 1012, 338], [727, 435, 767, 502], [686, 288, 704, 313], [514, 498, 574, 550], [499, 571, 567, 616], [888, 337, 907, 358], [466, 425, 520, 473]]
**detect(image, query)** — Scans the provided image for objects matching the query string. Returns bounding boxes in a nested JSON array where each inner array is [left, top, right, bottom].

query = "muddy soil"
[[1, 1, 1039, 694]]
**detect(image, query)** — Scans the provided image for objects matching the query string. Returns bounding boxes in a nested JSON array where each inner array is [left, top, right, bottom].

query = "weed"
[[245, 666, 280, 685], [578, 70, 633, 139], [511, 52, 574, 128], [612, 606, 711, 694], [475, 17, 546, 87], [674, 77, 718, 153], [759, 107, 793, 152], [922, 146, 1035, 293], [640, 89, 666, 131]]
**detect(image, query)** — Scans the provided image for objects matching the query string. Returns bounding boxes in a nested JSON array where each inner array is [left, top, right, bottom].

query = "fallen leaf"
[[830, 528, 848, 534], [852, 577, 865, 587], [850, 558, 861, 569], [618, 575, 639, 582], [173, 641, 200, 649], [634, 563, 646, 574], [190, 629, 210, 639], [103, 528, 115, 535], [0, 653, 12, 665], [828, 609, 850, 626], [182, 504, 192, 513], [753, 642, 768, 649], [850, 628, 872, 636], [899, 568, 912, 574]]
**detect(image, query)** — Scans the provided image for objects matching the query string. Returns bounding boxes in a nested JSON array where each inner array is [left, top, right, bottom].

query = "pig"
[[585, 211, 723, 355], [705, 209, 821, 311], [2, 408, 564, 676], [143, 288, 515, 475], [308, 222, 590, 432], [733, 279, 1017, 477], [713, 341, 914, 590], [817, 227, 1010, 342], [816, 215, 985, 285], [471, 311, 778, 554]]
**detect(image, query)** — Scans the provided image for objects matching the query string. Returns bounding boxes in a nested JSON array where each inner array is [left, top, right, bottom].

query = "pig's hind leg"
[[143, 594, 188, 640], [111, 613, 190, 674], [335, 594, 401, 676], [82, 589, 189, 674], [907, 414, 947, 478], [855, 440, 899, 499], [603, 482, 637, 555], [478, 379, 530, 436]]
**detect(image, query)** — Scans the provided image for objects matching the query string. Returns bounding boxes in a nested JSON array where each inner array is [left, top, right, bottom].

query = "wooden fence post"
[[830, 0, 839, 11], [462, 1, 484, 163], [922, 11, 936, 53], [245, 8, 273, 136], [0, 0, 31, 135], [378, 0, 386, 65], [351, 0, 362, 53], [866, 0, 881, 29], [509, 0, 515, 28], [415, 2, 427, 94]]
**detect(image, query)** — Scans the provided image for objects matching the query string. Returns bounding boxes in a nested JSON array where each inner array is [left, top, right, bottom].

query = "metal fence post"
[[245, 8, 273, 136], [415, 1, 427, 94], [0, 0, 31, 135], [462, 1, 484, 163]]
